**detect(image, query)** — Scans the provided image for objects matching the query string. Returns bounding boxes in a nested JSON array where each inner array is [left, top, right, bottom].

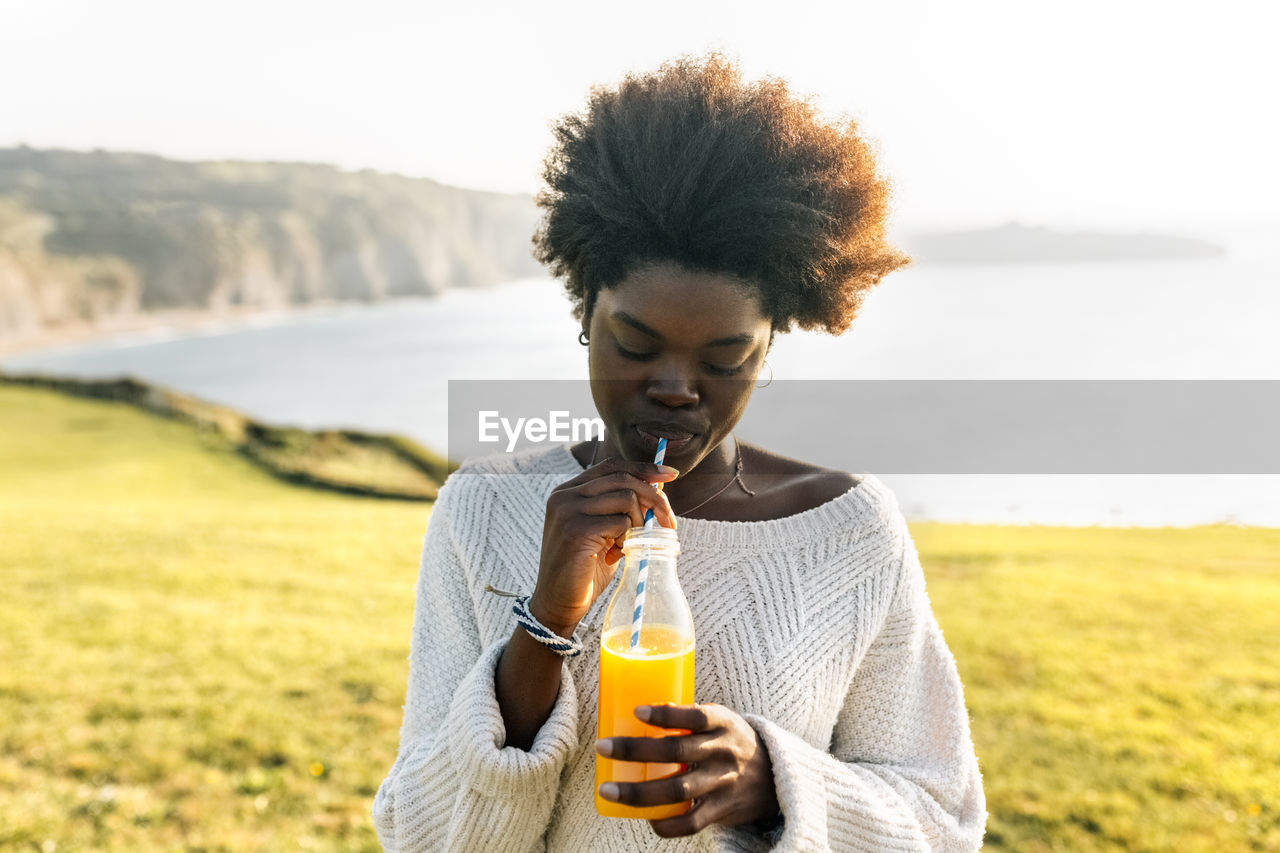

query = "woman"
[[373, 53, 986, 851]]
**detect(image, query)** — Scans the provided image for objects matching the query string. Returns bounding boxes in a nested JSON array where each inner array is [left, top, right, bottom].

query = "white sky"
[[2, 0, 1277, 233]]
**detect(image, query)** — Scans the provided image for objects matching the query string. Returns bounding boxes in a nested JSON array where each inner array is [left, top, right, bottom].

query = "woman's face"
[[585, 260, 772, 473]]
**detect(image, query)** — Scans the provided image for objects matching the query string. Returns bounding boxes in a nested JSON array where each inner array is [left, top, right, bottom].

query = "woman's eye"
[[615, 344, 656, 361], [615, 342, 743, 376]]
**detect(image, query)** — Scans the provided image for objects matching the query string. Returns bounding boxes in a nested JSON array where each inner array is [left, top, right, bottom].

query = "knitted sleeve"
[[742, 520, 987, 852], [371, 475, 581, 853]]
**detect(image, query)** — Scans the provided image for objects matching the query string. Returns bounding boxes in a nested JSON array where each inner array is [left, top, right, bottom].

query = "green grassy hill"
[[0, 384, 1276, 851], [0, 385, 428, 850]]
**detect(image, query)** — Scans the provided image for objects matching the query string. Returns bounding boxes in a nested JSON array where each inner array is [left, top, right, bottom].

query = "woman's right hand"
[[529, 455, 679, 635]]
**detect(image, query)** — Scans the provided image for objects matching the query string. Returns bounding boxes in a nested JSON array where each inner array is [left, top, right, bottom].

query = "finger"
[[577, 476, 677, 530], [598, 767, 717, 808], [637, 480, 678, 530], [557, 456, 679, 491], [562, 510, 635, 550], [576, 490, 649, 530], [638, 703, 721, 733], [651, 487, 678, 530], [649, 795, 725, 839], [596, 730, 717, 765], [576, 469, 679, 501], [640, 486, 678, 531]]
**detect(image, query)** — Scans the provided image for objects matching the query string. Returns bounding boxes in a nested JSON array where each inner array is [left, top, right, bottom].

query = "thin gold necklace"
[[589, 434, 755, 518]]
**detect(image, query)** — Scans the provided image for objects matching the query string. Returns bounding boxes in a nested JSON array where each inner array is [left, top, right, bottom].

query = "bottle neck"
[[621, 555, 679, 586]]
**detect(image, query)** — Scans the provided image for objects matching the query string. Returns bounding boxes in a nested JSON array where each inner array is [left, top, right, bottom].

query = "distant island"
[[0, 146, 1226, 352], [900, 222, 1225, 265]]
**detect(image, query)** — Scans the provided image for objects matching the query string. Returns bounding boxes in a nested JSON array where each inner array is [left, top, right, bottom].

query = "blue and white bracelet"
[[512, 595, 584, 658]]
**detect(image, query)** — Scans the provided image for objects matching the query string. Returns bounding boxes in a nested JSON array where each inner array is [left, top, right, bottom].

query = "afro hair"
[[533, 52, 910, 336]]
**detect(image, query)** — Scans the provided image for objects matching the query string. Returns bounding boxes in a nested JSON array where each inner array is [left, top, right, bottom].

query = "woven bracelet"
[[512, 596, 583, 658]]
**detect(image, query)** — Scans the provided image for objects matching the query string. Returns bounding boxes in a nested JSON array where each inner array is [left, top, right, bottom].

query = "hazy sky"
[[3, 0, 1276, 232]]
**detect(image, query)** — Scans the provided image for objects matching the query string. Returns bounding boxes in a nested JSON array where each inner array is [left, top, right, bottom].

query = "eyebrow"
[[611, 311, 756, 348]]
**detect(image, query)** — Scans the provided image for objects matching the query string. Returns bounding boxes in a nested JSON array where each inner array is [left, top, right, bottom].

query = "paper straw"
[[629, 437, 666, 650]]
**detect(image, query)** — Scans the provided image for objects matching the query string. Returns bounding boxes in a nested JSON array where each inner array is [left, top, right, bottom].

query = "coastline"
[[0, 283, 532, 359], [0, 303, 348, 358]]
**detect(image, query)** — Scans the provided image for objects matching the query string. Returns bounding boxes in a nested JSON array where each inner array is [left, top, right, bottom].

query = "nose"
[[645, 360, 699, 408]]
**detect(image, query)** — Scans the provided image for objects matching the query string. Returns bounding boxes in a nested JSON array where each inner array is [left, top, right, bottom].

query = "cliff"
[[0, 147, 1229, 346], [0, 146, 543, 340]]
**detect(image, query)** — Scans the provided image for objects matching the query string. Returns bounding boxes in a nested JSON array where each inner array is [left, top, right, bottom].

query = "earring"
[[578, 330, 590, 346], [755, 361, 773, 389]]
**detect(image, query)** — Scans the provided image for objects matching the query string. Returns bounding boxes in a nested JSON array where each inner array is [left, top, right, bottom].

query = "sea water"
[[5, 251, 1278, 526]]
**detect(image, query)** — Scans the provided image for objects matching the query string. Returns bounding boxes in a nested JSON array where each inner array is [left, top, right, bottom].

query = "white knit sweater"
[[372, 443, 987, 852]]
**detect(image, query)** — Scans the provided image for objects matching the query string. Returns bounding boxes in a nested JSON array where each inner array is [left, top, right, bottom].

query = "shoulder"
[[433, 444, 569, 518], [740, 441, 864, 517], [744, 441, 909, 552], [448, 443, 568, 478], [441, 443, 569, 490]]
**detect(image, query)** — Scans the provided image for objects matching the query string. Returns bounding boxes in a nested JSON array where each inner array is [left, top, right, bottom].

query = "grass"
[[0, 385, 428, 851], [915, 524, 1280, 851], [0, 372, 450, 500], [1, 384, 1277, 851]]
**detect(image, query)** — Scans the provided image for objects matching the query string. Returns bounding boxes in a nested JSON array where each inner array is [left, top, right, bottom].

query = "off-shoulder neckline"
[[552, 443, 891, 549]]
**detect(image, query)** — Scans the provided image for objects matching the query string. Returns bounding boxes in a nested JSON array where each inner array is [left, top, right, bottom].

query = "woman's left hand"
[[595, 703, 780, 838]]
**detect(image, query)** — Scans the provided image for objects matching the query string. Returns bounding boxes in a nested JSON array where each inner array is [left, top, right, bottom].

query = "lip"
[[634, 419, 699, 440], [633, 424, 698, 456]]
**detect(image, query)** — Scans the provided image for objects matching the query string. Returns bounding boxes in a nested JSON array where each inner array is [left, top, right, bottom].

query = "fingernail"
[[658, 465, 679, 476], [595, 738, 613, 757], [599, 782, 620, 801], [635, 705, 651, 722]]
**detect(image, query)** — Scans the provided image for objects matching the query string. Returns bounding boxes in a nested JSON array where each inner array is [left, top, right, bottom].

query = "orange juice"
[[595, 623, 695, 819]]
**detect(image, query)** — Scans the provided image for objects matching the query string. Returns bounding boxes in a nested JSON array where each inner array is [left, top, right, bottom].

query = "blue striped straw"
[[629, 437, 667, 650]]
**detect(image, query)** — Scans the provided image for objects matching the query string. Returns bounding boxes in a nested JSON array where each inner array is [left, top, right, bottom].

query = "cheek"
[[710, 384, 756, 426], [587, 368, 638, 421], [589, 345, 651, 385]]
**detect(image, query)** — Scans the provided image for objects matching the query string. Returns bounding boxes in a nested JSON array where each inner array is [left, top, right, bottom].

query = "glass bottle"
[[595, 525, 696, 819]]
